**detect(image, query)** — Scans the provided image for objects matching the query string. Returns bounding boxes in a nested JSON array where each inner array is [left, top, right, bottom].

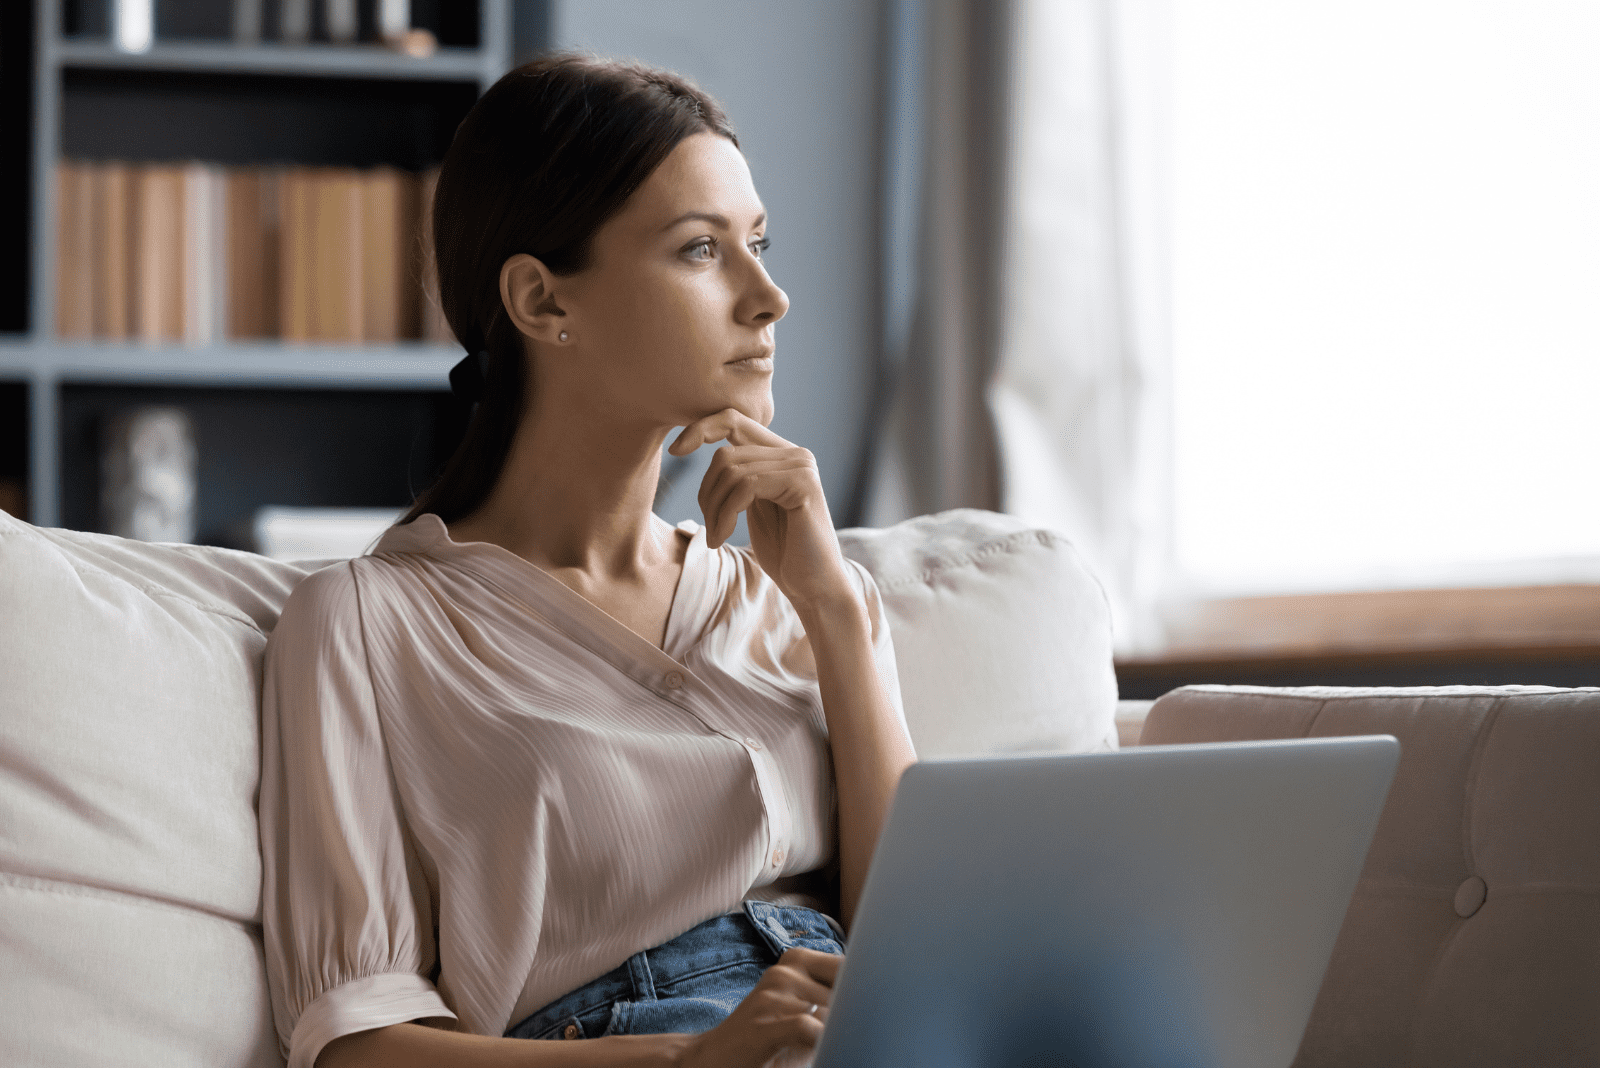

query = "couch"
[[1, 506, 1594, 1066]]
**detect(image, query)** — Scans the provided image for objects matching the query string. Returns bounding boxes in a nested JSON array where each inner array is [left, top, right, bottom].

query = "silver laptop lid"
[[814, 735, 1399, 1068]]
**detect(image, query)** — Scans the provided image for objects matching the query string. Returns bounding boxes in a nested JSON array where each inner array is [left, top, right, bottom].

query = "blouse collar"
[[372, 513, 713, 667]]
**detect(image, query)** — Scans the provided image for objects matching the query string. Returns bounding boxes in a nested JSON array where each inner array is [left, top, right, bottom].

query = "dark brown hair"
[[401, 53, 737, 525]]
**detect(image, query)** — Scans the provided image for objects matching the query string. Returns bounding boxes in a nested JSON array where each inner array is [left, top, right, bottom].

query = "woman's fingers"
[[670, 407, 791, 456], [699, 454, 815, 547], [754, 948, 840, 1006], [767, 982, 834, 1021], [778, 946, 843, 987], [677, 949, 842, 1068]]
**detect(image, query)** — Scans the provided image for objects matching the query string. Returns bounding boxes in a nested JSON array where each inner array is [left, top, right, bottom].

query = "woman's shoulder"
[[275, 522, 443, 626], [267, 560, 366, 656]]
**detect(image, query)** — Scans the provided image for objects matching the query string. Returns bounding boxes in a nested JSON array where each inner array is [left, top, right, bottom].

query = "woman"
[[259, 53, 917, 1068]]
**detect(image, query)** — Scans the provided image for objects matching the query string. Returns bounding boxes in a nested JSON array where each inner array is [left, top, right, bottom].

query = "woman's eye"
[[684, 238, 716, 261], [750, 236, 771, 261]]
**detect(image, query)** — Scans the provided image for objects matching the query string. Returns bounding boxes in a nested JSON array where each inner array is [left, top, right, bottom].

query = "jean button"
[[563, 1023, 580, 1040]]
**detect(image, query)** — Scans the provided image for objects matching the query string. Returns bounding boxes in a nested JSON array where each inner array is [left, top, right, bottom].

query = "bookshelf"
[[53, 40, 495, 81], [5, 0, 516, 534]]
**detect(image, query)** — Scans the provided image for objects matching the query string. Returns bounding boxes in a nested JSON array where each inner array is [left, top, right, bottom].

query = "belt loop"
[[741, 900, 793, 959], [626, 949, 657, 1001]]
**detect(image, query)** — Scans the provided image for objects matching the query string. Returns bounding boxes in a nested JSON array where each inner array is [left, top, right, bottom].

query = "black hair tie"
[[449, 349, 490, 404]]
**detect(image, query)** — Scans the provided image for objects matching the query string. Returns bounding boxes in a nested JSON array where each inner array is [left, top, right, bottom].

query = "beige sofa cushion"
[[0, 512, 312, 1068], [840, 509, 1118, 758], [1142, 684, 1600, 1068]]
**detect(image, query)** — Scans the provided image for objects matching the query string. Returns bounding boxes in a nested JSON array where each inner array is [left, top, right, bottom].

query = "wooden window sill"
[[1115, 584, 1600, 699]]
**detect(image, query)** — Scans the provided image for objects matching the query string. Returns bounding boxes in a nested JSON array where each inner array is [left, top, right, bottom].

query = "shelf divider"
[[0, 339, 457, 389], [55, 39, 488, 82]]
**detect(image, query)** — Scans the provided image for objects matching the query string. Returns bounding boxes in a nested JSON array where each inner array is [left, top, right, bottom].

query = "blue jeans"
[[505, 901, 845, 1040]]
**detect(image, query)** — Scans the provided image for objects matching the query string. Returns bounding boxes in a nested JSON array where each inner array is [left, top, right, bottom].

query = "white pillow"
[[0, 511, 310, 1067], [840, 509, 1119, 758]]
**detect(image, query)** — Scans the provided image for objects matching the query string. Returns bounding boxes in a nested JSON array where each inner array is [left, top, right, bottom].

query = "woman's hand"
[[669, 410, 856, 613], [673, 408, 916, 930], [672, 948, 840, 1068]]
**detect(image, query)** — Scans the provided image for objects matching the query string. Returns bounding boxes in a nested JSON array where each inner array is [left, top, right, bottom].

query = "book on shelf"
[[226, 168, 280, 339], [55, 160, 447, 347], [131, 165, 186, 343], [92, 162, 132, 340], [311, 169, 363, 342], [184, 163, 229, 345], [279, 0, 312, 44], [361, 166, 421, 342], [54, 162, 94, 339]]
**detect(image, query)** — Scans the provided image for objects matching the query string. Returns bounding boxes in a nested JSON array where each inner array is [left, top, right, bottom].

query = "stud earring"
[[559, 331, 569, 342]]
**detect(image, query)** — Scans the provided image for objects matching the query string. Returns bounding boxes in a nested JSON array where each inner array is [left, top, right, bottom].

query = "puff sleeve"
[[259, 563, 456, 1068]]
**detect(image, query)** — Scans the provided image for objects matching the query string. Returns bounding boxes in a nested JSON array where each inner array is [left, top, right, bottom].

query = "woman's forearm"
[[796, 595, 918, 929], [319, 1023, 688, 1068]]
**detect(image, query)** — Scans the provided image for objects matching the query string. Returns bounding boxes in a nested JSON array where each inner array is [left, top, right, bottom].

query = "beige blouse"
[[258, 513, 902, 1068]]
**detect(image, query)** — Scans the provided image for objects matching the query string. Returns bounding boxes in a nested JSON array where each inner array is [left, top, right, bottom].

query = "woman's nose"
[[743, 266, 789, 326]]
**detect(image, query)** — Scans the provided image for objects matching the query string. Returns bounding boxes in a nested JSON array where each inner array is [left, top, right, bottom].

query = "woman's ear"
[[500, 253, 570, 344]]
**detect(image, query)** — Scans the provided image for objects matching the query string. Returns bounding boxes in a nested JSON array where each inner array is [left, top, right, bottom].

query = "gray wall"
[[552, 0, 883, 530]]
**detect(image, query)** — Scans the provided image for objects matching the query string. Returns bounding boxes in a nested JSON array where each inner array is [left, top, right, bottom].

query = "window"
[[1172, 1, 1600, 597]]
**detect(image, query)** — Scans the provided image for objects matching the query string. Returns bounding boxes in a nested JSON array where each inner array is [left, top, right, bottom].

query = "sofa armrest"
[[1138, 683, 1600, 1067]]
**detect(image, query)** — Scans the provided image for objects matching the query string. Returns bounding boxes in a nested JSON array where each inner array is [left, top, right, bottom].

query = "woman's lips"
[[727, 352, 775, 372]]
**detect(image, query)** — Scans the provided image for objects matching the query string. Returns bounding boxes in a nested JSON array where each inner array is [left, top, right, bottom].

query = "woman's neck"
[[447, 396, 680, 581]]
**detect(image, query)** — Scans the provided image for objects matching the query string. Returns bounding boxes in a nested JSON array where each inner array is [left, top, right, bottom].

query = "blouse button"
[[745, 737, 764, 751], [563, 1023, 580, 1040], [663, 671, 684, 690], [772, 848, 786, 867]]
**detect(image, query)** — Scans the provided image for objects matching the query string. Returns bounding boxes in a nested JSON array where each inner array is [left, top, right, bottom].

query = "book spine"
[[55, 161, 95, 339], [93, 161, 132, 340], [183, 162, 227, 345], [280, 0, 311, 43], [308, 168, 364, 342], [326, 0, 357, 44], [278, 168, 313, 342], [379, 0, 410, 41], [231, 0, 263, 44], [360, 167, 401, 343], [227, 167, 280, 339], [260, 168, 282, 338], [131, 164, 187, 343]]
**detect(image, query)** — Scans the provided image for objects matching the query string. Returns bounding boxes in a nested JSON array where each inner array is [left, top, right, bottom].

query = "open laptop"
[[813, 735, 1400, 1068]]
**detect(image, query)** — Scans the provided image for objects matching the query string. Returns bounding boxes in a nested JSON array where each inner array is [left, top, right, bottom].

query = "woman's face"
[[551, 132, 789, 430]]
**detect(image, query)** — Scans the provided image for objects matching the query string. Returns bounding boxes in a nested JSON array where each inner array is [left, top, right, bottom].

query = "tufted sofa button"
[[1454, 875, 1488, 918]]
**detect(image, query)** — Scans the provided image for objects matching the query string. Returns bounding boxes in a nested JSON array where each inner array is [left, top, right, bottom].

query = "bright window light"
[[1173, 1, 1600, 595]]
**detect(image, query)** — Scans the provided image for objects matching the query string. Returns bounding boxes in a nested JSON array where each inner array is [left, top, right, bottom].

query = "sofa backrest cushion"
[[1141, 684, 1600, 1068], [839, 509, 1118, 758], [0, 511, 314, 1067]]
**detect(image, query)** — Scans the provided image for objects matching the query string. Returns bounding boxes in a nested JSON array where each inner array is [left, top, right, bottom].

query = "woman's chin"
[[719, 386, 775, 427], [740, 397, 776, 427]]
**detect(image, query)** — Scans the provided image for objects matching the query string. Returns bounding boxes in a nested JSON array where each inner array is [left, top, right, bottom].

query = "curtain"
[[856, 0, 1017, 527], [989, 0, 1173, 654]]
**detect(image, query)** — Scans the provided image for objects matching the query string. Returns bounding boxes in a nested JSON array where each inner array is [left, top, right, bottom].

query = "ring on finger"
[[806, 1003, 820, 1016]]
